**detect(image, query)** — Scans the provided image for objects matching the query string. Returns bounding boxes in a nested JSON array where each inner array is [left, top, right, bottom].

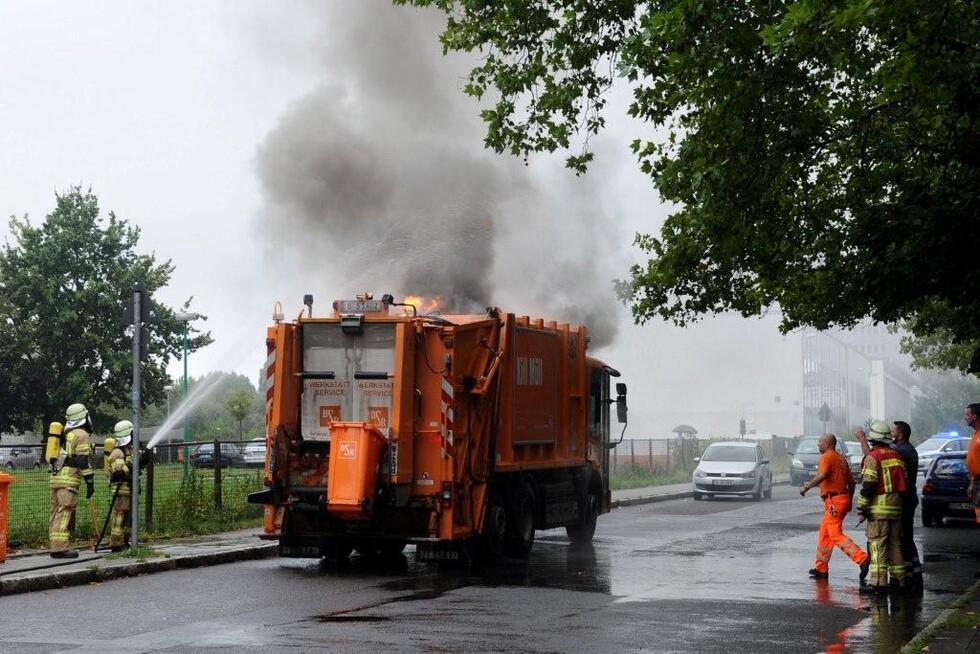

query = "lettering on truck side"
[[516, 356, 544, 386]]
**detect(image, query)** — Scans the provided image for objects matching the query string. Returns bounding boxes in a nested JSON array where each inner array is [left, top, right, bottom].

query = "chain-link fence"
[[610, 436, 798, 477], [0, 440, 264, 548]]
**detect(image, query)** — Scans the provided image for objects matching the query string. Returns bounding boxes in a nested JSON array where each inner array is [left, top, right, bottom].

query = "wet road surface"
[[0, 486, 976, 652]]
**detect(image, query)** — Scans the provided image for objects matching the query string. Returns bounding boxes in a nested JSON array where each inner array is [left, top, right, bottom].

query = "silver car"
[[917, 435, 970, 475], [0, 445, 42, 470], [241, 440, 267, 468], [692, 441, 773, 501]]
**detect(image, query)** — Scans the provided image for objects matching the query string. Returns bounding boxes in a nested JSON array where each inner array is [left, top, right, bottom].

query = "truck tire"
[[506, 482, 536, 558], [470, 503, 507, 563], [376, 541, 407, 558], [565, 492, 599, 546], [323, 539, 354, 561]]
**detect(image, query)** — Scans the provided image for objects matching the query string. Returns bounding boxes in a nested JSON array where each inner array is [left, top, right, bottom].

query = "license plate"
[[949, 502, 974, 510], [714, 479, 736, 485]]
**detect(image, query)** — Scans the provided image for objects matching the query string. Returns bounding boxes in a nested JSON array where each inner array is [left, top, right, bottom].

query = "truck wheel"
[[506, 483, 536, 558], [376, 541, 407, 558], [324, 539, 354, 561], [565, 493, 599, 546], [470, 503, 507, 563]]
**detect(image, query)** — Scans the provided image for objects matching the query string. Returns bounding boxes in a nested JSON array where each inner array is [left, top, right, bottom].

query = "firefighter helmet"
[[867, 420, 893, 445], [65, 403, 89, 429], [113, 420, 134, 448]]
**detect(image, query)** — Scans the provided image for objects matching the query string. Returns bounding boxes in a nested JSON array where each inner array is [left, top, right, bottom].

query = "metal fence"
[[610, 436, 797, 476], [0, 441, 264, 548]]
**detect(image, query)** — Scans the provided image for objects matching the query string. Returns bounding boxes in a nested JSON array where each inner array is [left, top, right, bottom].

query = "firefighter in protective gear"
[[107, 420, 134, 552], [857, 420, 907, 592], [49, 402, 95, 558], [800, 433, 869, 580]]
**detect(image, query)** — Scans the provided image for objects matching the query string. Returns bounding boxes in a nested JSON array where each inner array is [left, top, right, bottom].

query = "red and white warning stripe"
[[440, 378, 454, 457], [265, 348, 276, 415]]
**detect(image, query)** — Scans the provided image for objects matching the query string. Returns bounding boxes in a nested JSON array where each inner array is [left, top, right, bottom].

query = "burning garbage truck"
[[248, 293, 627, 562]]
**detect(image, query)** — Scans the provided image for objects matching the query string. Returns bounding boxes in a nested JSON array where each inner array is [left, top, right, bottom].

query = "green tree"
[[397, 0, 980, 369], [225, 388, 254, 442], [0, 187, 212, 432], [911, 370, 980, 442], [180, 372, 262, 443]]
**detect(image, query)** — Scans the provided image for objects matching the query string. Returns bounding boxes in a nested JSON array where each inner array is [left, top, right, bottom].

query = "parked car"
[[916, 434, 970, 475], [838, 438, 866, 479], [692, 441, 773, 501], [189, 443, 244, 468], [789, 437, 853, 486], [241, 440, 267, 468], [920, 452, 975, 527], [0, 445, 42, 470]]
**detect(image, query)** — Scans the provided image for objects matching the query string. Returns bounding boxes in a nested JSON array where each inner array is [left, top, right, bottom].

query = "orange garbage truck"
[[248, 293, 627, 561]]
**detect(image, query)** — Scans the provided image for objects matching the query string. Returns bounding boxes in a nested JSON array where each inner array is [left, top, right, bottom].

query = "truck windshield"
[[301, 323, 395, 441]]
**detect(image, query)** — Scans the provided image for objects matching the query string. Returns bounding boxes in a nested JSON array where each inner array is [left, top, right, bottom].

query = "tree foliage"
[[225, 388, 255, 442], [397, 0, 980, 369], [911, 370, 980, 441], [187, 373, 263, 443], [0, 187, 212, 432]]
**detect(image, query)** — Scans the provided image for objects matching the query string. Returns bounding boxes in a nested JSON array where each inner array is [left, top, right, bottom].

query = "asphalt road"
[[0, 486, 977, 653]]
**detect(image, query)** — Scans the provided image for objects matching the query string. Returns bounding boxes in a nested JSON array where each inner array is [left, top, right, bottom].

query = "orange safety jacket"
[[857, 447, 906, 519]]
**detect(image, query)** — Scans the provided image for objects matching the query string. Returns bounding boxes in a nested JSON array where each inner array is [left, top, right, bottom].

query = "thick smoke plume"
[[255, 1, 625, 347]]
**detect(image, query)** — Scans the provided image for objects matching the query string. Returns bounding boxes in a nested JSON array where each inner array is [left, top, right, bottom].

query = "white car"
[[917, 435, 970, 475], [241, 440, 267, 468], [692, 441, 773, 501]]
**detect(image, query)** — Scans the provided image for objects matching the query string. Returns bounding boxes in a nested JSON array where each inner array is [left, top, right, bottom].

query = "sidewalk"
[[1, 478, 976, 652], [0, 528, 276, 596]]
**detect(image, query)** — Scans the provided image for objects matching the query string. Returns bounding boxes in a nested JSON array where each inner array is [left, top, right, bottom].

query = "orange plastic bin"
[[0, 471, 14, 563], [327, 422, 386, 520]]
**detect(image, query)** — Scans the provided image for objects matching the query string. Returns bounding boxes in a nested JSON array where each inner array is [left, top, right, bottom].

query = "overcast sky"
[[0, 1, 799, 438]]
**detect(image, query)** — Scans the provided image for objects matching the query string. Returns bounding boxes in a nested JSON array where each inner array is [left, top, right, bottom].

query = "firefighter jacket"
[[50, 428, 94, 490], [857, 447, 906, 519], [107, 447, 133, 497]]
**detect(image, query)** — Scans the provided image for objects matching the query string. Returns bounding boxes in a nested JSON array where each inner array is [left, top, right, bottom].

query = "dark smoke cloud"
[[255, 0, 625, 347]]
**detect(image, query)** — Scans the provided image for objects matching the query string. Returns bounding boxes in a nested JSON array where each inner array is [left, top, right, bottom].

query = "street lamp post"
[[176, 312, 201, 476]]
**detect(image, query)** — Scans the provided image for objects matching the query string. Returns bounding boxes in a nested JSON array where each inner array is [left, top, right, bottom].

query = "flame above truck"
[[249, 293, 627, 561]]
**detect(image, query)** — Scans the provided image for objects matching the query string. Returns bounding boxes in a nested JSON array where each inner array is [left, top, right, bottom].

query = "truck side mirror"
[[616, 396, 627, 424], [616, 382, 627, 396]]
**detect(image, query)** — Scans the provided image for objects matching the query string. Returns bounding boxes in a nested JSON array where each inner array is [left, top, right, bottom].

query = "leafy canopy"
[[0, 187, 212, 432], [396, 0, 980, 369]]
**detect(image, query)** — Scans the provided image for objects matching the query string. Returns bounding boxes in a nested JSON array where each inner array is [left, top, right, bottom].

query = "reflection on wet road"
[[284, 485, 979, 653]]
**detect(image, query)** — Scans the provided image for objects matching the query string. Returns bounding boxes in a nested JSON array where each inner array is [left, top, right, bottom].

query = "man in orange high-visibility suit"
[[800, 433, 869, 581], [965, 403, 980, 525]]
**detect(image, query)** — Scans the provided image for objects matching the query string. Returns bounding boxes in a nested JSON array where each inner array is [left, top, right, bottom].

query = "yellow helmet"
[[868, 420, 893, 445], [65, 403, 89, 429], [113, 420, 134, 447]]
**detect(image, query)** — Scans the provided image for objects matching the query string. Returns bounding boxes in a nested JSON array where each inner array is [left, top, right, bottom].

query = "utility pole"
[[130, 287, 142, 549]]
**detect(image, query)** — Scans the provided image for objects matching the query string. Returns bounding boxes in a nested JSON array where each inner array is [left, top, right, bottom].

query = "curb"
[[899, 579, 980, 653], [610, 478, 791, 509], [612, 491, 690, 508], [0, 542, 276, 597]]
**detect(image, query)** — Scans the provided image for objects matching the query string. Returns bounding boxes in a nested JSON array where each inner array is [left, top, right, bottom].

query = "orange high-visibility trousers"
[[813, 494, 868, 573]]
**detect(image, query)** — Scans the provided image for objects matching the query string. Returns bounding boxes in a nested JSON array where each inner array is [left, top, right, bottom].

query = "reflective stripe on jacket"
[[857, 447, 906, 518], [108, 447, 133, 496], [50, 428, 93, 490]]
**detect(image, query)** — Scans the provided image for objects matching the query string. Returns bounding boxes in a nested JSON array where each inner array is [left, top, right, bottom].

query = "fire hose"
[[93, 484, 122, 552]]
